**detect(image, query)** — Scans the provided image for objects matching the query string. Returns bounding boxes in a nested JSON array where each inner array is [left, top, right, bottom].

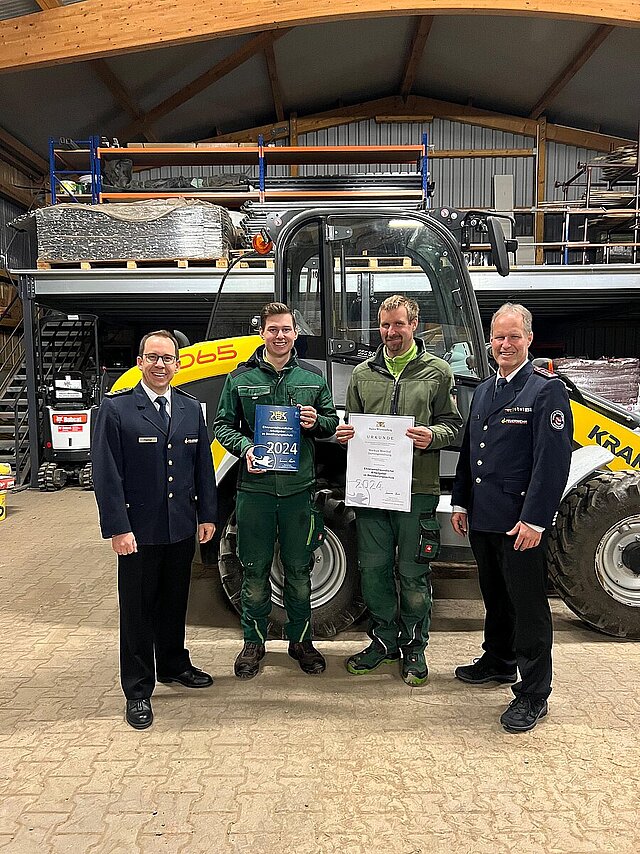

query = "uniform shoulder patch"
[[106, 386, 133, 396], [550, 409, 566, 430], [533, 365, 557, 379]]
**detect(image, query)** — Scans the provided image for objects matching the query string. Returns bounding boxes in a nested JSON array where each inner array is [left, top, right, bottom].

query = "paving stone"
[[1, 489, 639, 853]]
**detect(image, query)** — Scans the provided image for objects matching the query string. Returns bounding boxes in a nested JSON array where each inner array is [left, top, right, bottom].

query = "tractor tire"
[[79, 463, 93, 491], [546, 471, 640, 639], [218, 491, 364, 638]]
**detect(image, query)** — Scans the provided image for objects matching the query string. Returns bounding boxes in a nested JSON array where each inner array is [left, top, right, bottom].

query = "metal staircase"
[[0, 307, 97, 486]]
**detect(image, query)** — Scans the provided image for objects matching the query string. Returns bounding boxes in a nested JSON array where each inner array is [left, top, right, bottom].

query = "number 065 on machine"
[[253, 404, 301, 472], [345, 413, 414, 512]]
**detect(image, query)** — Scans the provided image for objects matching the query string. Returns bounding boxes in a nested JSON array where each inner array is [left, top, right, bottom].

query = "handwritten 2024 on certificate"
[[345, 413, 415, 512]]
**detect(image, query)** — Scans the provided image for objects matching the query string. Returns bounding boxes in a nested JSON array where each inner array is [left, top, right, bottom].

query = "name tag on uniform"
[[138, 436, 158, 443], [185, 437, 199, 444]]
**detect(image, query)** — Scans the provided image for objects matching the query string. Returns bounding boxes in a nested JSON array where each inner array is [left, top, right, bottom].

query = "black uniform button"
[[480, 442, 485, 448], [475, 477, 482, 483], [168, 493, 173, 499], [477, 460, 483, 466], [168, 460, 173, 466], [167, 443, 172, 449], [168, 476, 173, 482]]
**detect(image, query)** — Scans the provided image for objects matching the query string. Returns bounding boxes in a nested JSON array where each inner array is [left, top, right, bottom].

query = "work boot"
[[455, 656, 517, 685], [401, 648, 429, 686], [234, 641, 265, 679], [500, 695, 548, 733], [345, 642, 400, 675], [288, 640, 326, 674]]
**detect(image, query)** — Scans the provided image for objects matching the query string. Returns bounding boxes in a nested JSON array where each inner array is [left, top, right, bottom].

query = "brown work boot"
[[288, 640, 326, 674], [234, 641, 265, 679]]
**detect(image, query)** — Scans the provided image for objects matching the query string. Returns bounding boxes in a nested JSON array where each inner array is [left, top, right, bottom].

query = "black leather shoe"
[[455, 656, 517, 685], [157, 666, 213, 688], [234, 642, 265, 679], [126, 698, 153, 730], [500, 695, 548, 733], [288, 640, 326, 674]]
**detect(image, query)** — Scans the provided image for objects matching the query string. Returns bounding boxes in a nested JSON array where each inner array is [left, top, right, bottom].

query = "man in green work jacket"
[[214, 302, 339, 679], [337, 294, 462, 686]]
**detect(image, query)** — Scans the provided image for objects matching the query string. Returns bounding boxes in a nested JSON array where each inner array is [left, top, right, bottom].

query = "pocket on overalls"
[[415, 516, 440, 563], [307, 504, 326, 551]]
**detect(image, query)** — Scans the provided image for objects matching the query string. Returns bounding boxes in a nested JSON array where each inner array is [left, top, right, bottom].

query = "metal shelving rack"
[[49, 134, 431, 207], [48, 136, 101, 205], [545, 136, 640, 265]]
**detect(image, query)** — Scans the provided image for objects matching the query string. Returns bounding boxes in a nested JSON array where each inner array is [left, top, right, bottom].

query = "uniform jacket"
[[452, 361, 573, 532], [93, 382, 217, 544], [346, 338, 462, 495], [213, 345, 338, 496]]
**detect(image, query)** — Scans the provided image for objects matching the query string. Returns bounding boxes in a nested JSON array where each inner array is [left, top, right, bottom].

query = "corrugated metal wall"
[[137, 118, 591, 211], [0, 197, 35, 269]]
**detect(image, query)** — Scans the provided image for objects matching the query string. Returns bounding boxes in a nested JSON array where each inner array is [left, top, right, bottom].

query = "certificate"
[[345, 413, 415, 512], [253, 404, 301, 472]]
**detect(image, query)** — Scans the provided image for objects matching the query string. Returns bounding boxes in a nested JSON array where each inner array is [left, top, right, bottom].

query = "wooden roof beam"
[[0, 126, 48, 176], [0, 175, 37, 209], [207, 95, 633, 152], [1, 1, 639, 74], [120, 29, 292, 140], [92, 60, 158, 143], [529, 25, 615, 119], [35, 0, 62, 9], [264, 43, 285, 123], [400, 16, 434, 99]]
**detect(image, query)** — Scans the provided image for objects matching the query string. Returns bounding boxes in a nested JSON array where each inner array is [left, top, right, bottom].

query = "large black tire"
[[547, 471, 640, 639], [218, 491, 364, 638]]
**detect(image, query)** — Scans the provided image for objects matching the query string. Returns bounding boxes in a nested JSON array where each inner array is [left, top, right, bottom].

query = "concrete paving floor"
[[0, 488, 639, 854]]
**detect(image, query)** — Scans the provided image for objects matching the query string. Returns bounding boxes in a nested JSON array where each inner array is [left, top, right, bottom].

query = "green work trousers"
[[355, 493, 439, 655], [236, 489, 314, 644]]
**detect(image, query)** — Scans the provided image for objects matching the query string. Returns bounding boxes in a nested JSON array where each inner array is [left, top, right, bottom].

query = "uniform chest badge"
[[138, 437, 158, 443], [550, 410, 565, 430], [184, 437, 199, 444]]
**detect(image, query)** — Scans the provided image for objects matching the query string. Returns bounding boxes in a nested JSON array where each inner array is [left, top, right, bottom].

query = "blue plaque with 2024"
[[254, 404, 301, 472]]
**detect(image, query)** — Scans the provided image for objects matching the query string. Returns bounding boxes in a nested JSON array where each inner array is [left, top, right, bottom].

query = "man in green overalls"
[[337, 295, 462, 685], [214, 303, 338, 679]]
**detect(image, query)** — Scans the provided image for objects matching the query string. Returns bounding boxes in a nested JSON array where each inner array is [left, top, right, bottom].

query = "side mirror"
[[486, 216, 511, 277]]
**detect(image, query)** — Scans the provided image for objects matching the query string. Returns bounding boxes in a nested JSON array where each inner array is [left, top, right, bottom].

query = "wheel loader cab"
[[273, 210, 490, 422]]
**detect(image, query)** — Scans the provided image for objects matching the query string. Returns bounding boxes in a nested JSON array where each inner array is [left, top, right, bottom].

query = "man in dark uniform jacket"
[[93, 330, 217, 730], [451, 303, 572, 733]]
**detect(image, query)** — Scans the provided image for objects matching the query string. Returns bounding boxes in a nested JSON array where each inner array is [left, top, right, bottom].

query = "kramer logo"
[[588, 425, 640, 469], [270, 410, 288, 422]]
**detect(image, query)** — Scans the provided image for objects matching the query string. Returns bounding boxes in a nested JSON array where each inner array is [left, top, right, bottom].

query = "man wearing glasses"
[[93, 330, 217, 730]]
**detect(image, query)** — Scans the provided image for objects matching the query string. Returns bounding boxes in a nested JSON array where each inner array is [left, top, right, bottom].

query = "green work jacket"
[[214, 345, 338, 496], [346, 338, 462, 495]]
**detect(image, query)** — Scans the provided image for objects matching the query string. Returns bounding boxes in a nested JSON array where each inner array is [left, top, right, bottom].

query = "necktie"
[[493, 377, 508, 400], [156, 395, 170, 429]]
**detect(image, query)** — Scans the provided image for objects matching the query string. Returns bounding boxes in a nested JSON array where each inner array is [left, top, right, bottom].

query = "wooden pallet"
[[35, 255, 274, 271]]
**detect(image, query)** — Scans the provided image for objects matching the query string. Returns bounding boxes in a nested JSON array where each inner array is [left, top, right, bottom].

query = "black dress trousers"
[[117, 535, 196, 699], [469, 530, 553, 699]]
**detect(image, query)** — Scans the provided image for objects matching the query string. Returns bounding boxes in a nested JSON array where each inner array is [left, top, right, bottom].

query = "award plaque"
[[253, 404, 301, 472]]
